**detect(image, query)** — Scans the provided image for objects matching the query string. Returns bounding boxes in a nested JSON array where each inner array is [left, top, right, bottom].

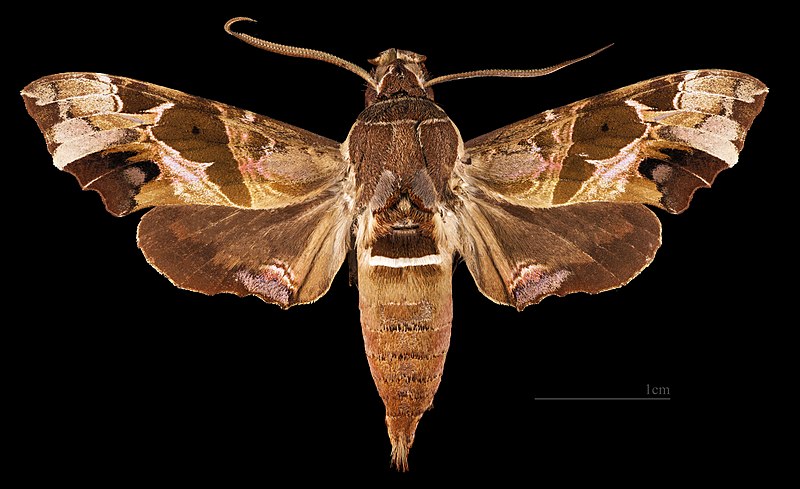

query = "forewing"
[[22, 72, 347, 216], [462, 70, 767, 214]]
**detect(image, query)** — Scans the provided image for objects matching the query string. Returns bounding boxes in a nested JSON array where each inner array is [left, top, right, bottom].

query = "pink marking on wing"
[[239, 153, 275, 181], [651, 163, 672, 184], [235, 261, 296, 307], [511, 263, 570, 306]]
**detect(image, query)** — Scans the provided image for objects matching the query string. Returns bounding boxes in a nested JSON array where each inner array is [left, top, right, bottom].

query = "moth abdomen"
[[358, 266, 453, 471]]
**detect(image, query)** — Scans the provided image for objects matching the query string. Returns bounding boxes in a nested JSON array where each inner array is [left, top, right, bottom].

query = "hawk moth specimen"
[[21, 17, 767, 470]]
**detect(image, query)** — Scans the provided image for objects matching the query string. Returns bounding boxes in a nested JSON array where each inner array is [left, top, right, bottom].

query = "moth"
[[21, 17, 767, 470]]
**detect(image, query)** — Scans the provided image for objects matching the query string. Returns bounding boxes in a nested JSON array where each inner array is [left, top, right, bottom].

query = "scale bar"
[[535, 397, 670, 401]]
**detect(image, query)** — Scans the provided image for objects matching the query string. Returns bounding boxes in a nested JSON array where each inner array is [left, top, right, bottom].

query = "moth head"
[[366, 49, 434, 104]]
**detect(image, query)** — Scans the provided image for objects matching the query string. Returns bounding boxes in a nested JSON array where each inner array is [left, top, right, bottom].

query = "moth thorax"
[[396, 197, 411, 212], [366, 49, 433, 105]]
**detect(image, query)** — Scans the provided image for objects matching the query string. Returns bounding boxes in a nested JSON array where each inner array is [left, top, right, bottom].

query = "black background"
[[9, 3, 781, 483]]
